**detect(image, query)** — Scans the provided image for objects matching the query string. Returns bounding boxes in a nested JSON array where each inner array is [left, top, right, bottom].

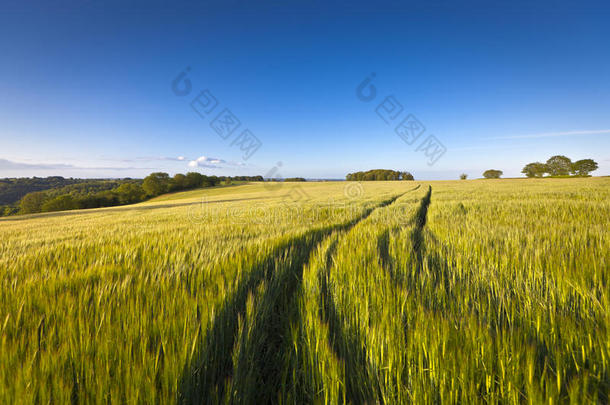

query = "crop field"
[[0, 178, 608, 404]]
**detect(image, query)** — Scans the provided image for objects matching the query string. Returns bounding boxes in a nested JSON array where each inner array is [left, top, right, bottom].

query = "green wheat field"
[[0, 178, 608, 404]]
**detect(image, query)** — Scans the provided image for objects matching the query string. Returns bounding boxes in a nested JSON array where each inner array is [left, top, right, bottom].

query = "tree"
[[521, 162, 548, 178], [460, 173, 468, 180], [142, 172, 171, 196], [571, 159, 598, 176], [41, 195, 77, 212], [19, 191, 49, 214], [345, 169, 414, 181], [171, 173, 187, 191], [546, 155, 572, 176], [184, 172, 205, 189], [115, 183, 146, 204], [1, 206, 18, 216], [483, 169, 503, 179]]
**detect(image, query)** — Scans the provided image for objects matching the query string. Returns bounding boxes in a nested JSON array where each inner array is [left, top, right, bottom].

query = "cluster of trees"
[[229, 175, 264, 182], [140, 172, 221, 196], [459, 156, 599, 181], [5, 172, 265, 216], [522, 156, 598, 177], [283, 177, 307, 182], [346, 169, 414, 181]]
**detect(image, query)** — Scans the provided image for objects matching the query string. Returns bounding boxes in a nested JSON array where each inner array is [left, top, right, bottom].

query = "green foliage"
[[522, 162, 548, 177], [0, 176, 84, 205], [182, 172, 222, 188], [460, 173, 467, 180], [346, 169, 414, 181], [170, 174, 187, 191], [546, 155, 572, 176], [222, 175, 263, 182], [41, 195, 78, 212], [143, 172, 172, 196], [184, 172, 205, 189], [522, 156, 599, 178], [0, 206, 18, 216], [5, 173, 261, 217], [284, 177, 307, 182], [18, 191, 49, 214], [115, 183, 146, 204], [483, 169, 503, 179], [571, 159, 598, 176], [144, 172, 237, 196]]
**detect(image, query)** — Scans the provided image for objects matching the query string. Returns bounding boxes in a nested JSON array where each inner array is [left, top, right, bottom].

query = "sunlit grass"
[[0, 178, 607, 403]]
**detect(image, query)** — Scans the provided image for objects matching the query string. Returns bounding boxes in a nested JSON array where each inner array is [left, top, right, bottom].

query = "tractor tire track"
[[319, 240, 385, 404], [314, 186, 432, 403], [178, 192, 405, 404], [412, 186, 432, 256]]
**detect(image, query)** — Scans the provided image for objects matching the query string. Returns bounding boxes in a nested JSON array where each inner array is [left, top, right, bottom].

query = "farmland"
[[0, 178, 608, 403]]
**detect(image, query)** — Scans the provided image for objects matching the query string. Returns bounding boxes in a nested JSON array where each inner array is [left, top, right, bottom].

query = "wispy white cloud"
[[186, 156, 249, 169], [0, 159, 74, 170], [450, 144, 525, 152], [0, 159, 153, 171], [97, 155, 249, 169], [101, 156, 189, 163], [487, 129, 610, 140], [159, 156, 187, 162], [188, 156, 226, 168]]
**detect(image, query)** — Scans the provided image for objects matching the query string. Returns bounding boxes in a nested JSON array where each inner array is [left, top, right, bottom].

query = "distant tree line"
[[1, 178, 141, 216], [1, 173, 264, 216], [475, 156, 598, 180], [522, 156, 598, 178], [283, 177, 307, 182], [346, 169, 414, 181], [0, 176, 92, 205]]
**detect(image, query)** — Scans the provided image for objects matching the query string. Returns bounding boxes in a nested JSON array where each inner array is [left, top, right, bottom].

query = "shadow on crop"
[[318, 241, 384, 404], [377, 228, 403, 287], [1, 196, 275, 222], [411, 186, 431, 257], [178, 193, 404, 403], [394, 189, 605, 402]]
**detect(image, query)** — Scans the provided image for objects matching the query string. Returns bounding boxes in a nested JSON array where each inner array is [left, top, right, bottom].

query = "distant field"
[[0, 178, 608, 403]]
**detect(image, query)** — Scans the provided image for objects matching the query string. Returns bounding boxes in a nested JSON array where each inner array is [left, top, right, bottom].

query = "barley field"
[[0, 178, 608, 404]]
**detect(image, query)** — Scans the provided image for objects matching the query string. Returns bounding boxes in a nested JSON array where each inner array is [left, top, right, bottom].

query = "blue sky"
[[1, 0, 609, 180]]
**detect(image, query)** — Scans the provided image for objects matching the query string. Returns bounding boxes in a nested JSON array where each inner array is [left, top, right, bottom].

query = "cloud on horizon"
[[99, 156, 187, 163], [0, 154, 247, 178], [0, 158, 153, 172]]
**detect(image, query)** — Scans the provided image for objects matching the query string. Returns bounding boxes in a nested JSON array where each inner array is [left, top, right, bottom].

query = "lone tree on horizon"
[[483, 169, 503, 179]]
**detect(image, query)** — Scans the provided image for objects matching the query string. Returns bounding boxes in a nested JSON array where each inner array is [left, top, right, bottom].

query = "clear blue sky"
[[1, 0, 609, 179]]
